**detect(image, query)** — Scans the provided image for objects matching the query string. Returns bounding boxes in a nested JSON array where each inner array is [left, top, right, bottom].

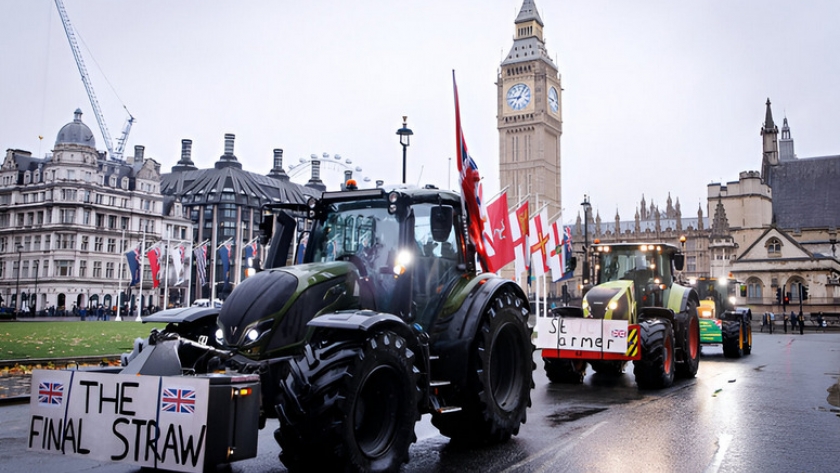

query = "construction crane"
[[54, 0, 134, 161]]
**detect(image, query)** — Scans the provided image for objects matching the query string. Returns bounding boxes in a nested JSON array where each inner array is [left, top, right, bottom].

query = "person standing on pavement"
[[798, 312, 805, 334], [761, 312, 768, 332], [769, 312, 775, 334], [783, 313, 789, 333]]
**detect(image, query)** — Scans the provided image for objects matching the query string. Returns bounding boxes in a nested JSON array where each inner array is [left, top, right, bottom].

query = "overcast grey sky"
[[3, 0, 839, 224]]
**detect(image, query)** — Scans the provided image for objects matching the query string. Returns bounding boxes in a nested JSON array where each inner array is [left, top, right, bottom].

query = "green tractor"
[[693, 277, 753, 358], [537, 243, 701, 389], [210, 186, 534, 471]]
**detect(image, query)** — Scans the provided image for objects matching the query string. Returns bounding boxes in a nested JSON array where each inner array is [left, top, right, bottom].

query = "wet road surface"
[[1, 332, 838, 472]]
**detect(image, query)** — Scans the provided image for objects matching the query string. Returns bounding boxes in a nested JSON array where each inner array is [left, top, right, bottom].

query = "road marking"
[[501, 420, 607, 473], [704, 433, 732, 473]]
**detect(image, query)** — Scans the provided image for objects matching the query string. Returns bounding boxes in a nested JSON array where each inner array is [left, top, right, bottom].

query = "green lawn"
[[0, 321, 165, 361]]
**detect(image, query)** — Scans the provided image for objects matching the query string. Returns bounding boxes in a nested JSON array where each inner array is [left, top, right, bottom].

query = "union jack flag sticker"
[[161, 387, 196, 414], [38, 381, 64, 406]]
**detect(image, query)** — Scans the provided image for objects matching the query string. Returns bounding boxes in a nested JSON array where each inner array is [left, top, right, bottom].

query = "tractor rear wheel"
[[722, 320, 744, 358], [633, 319, 676, 389], [432, 291, 534, 444], [544, 358, 587, 384], [676, 302, 701, 379], [275, 330, 419, 472]]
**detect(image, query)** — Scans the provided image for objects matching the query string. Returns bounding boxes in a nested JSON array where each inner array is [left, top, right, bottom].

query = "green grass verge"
[[0, 321, 166, 361]]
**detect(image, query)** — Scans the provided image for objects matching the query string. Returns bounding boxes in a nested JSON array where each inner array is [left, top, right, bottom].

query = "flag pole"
[[136, 230, 145, 321], [163, 237, 171, 310], [115, 229, 125, 321]]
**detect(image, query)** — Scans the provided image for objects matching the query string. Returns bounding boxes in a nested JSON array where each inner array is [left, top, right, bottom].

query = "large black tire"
[[722, 320, 744, 358], [544, 358, 587, 384], [431, 291, 534, 444], [633, 319, 676, 389], [675, 302, 701, 379], [274, 330, 419, 472], [590, 360, 626, 376], [742, 320, 752, 355]]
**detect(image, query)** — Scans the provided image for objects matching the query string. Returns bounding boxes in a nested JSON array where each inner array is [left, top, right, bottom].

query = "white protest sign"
[[536, 317, 629, 354], [29, 370, 210, 473]]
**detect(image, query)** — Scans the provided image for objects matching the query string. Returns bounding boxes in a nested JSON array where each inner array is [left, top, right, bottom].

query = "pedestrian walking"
[[761, 312, 768, 332], [816, 313, 825, 332], [769, 312, 775, 334], [783, 313, 789, 333], [798, 312, 805, 335]]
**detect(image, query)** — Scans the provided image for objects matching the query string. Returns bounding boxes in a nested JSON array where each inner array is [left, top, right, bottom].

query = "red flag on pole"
[[509, 200, 530, 278], [482, 191, 515, 272], [453, 71, 488, 271], [146, 245, 161, 289]]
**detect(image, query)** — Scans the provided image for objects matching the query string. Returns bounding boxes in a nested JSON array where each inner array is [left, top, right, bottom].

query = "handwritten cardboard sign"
[[536, 317, 629, 354], [29, 370, 209, 473]]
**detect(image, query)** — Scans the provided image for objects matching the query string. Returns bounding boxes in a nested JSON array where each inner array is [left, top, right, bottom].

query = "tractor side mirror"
[[673, 254, 685, 271], [430, 205, 453, 242]]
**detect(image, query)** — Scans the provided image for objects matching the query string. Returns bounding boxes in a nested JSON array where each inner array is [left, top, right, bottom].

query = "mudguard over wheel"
[[432, 291, 534, 444], [544, 358, 587, 384], [722, 320, 744, 358], [590, 360, 626, 376], [274, 330, 419, 472], [675, 302, 701, 379], [633, 319, 676, 389]]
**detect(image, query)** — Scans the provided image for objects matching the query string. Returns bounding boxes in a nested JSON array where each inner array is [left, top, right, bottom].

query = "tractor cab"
[[595, 243, 681, 309]]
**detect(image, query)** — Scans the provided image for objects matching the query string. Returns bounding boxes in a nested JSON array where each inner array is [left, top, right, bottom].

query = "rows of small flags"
[[453, 71, 574, 282], [123, 238, 260, 288]]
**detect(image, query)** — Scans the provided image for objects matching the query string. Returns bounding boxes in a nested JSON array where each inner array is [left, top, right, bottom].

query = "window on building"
[[81, 236, 89, 251], [33, 235, 40, 251], [766, 238, 782, 257], [96, 214, 105, 228], [79, 260, 87, 277], [107, 238, 116, 253], [59, 233, 75, 250], [93, 261, 102, 278], [0, 236, 6, 252], [105, 262, 115, 279], [121, 217, 129, 230], [62, 189, 77, 201], [83, 210, 91, 225], [747, 279, 763, 300], [94, 237, 103, 252], [44, 235, 51, 250], [36, 211, 44, 224], [95, 194, 103, 204], [109, 215, 117, 229], [23, 236, 31, 251], [57, 260, 73, 277], [60, 209, 76, 224]]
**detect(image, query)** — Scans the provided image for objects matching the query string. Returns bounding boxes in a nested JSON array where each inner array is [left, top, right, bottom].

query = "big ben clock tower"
[[498, 0, 562, 220]]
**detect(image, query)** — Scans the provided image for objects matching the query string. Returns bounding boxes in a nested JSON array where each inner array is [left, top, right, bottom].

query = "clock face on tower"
[[548, 86, 559, 113], [506, 83, 531, 111]]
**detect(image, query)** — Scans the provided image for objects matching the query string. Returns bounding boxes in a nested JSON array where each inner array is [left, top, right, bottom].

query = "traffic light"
[[801, 285, 809, 301], [775, 287, 782, 304], [784, 293, 791, 305]]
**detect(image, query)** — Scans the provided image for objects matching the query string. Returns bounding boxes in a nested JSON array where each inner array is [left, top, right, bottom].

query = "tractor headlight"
[[247, 329, 259, 342], [729, 296, 736, 305], [394, 250, 412, 275], [215, 328, 224, 344], [608, 300, 618, 311]]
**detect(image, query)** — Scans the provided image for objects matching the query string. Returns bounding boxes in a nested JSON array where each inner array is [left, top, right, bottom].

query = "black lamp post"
[[14, 245, 22, 316], [32, 260, 39, 315], [581, 196, 591, 285], [396, 116, 413, 184]]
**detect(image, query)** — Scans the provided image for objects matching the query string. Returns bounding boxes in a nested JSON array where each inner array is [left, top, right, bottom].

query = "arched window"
[[746, 278, 763, 300], [766, 238, 782, 257]]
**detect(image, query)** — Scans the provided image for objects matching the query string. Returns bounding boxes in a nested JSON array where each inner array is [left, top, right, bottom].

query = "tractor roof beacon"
[[149, 186, 535, 472], [537, 242, 702, 389]]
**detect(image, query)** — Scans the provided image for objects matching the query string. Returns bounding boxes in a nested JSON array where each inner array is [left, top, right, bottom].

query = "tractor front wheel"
[[633, 319, 676, 389], [676, 302, 701, 379], [275, 330, 419, 472], [722, 320, 744, 358]]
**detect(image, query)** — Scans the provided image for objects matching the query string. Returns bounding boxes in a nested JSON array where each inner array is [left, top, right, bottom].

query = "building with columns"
[[0, 109, 192, 315]]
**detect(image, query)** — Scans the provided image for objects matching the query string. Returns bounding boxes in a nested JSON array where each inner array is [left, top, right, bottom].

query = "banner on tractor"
[[28, 370, 210, 473], [537, 317, 640, 360]]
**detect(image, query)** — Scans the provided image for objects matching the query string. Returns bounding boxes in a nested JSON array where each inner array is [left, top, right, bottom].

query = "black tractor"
[[209, 186, 534, 472]]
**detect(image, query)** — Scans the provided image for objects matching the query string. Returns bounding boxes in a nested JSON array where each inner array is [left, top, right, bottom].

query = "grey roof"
[[768, 155, 840, 230], [161, 165, 316, 207], [515, 0, 544, 26], [585, 217, 708, 235], [55, 109, 96, 148]]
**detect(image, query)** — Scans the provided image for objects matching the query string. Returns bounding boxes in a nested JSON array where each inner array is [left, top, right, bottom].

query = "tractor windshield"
[[598, 245, 673, 290]]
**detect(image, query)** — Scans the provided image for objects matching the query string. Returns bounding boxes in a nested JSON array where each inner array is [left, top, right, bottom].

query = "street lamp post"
[[396, 116, 413, 184], [581, 196, 592, 286], [14, 246, 22, 317], [32, 260, 39, 315]]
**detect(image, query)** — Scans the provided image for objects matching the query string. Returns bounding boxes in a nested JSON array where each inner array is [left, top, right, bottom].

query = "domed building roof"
[[55, 109, 96, 148]]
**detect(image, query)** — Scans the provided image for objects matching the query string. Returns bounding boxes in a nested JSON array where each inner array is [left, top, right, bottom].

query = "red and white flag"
[[146, 244, 161, 289], [508, 200, 530, 278], [482, 191, 515, 273], [528, 208, 551, 277]]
